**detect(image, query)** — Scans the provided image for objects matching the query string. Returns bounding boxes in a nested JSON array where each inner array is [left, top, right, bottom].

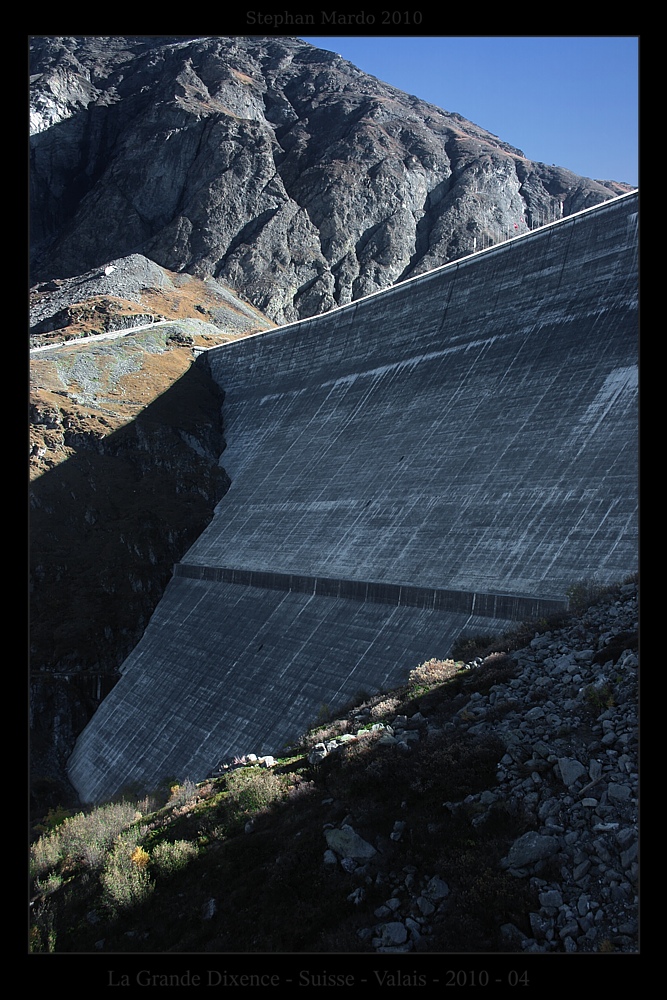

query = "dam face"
[[68, 192, 638, 803]]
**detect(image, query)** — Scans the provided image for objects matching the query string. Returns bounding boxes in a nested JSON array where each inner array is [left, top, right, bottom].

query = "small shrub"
[[60, 802, 140, 865], [28, 925, 41, 953], [168, 778, 199, 808], [486, 699, 520, 723], [136, 794, 160, 816], [223, 767, 285, 821], [101, 832, 153, 912], [130, 845, 150, 870], [369, 696, 401, 721], [151, 839, 198, 877], [584, 681, 615, 714], [352, 688, 371, 705], [409, 658, 462, 689]]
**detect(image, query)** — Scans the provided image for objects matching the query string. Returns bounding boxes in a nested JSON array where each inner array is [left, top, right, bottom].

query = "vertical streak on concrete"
[[68, 193, 638, 803]]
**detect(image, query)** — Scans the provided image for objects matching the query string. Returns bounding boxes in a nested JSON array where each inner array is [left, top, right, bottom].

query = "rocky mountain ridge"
[[29, 252, 272, 349], [30, 35, 633, 324]]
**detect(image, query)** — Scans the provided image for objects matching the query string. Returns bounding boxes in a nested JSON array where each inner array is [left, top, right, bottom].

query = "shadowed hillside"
[[29, 264, 273, 814]]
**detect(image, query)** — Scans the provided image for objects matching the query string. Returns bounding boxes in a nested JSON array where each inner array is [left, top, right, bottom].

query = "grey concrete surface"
[[195, 193, 638, 599], [68, 193, 638, 803], [68, 577, 518, 803]]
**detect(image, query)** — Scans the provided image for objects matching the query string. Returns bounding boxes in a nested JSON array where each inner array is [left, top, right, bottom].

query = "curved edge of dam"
[[68, 192, 638, 804]]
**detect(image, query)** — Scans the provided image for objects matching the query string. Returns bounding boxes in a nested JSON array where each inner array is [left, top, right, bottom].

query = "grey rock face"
[[324, 824, 377, 861], [30, 35, 632, 324], [558, 758, 587, 787], [344, 582, 638, 954], [30, 254, 172, 332], [423, 876, 450, 901], [502, 832, 560, 869]]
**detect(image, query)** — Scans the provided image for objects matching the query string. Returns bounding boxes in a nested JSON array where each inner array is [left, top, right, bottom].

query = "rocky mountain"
[[30, 34, 632, 325]]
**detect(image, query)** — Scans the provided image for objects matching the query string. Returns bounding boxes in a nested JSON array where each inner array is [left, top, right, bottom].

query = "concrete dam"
[[68, 191, 638, 804]]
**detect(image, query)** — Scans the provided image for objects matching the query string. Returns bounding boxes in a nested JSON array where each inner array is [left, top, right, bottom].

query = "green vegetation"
[[28, 655, 533, 954], [29, 577, 636, 954], [583, 680, 616, 714]]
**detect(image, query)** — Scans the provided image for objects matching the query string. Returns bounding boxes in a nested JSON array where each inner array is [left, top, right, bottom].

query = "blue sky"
[[301, 36, 638, 187]]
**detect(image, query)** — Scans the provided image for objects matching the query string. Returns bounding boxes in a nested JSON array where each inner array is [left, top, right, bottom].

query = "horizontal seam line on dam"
[[173, 563, 567, 620]]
